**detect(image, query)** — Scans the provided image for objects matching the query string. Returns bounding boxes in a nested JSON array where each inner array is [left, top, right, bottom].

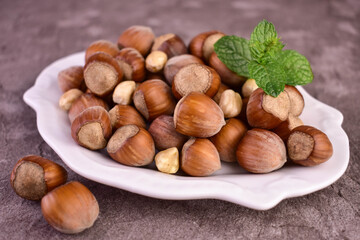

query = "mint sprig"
[[214, 20, 313, 97]]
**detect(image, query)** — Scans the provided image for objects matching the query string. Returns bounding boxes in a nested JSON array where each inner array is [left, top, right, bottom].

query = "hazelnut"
[[148, 115, 188, 150], [59, 89, 83, 111], [189, 30, 225, 61], [71, 106, 112, 150], [209, 52, 246, 87], [68, 93, 108, 123], [155, 147, 179, 174], [272, 115, 303, 142], [287, 125, 333, 166], [85, 39, 119, 63], [284, 85, 304, 117], [237, 129, 287, 173], [241, 79, 258, 98], [41, 181, 99, 234], [84, 52, 123, 97], [247, 88, 290, 129], [218, 89, 242, 118], [145, 50, 168, 73], [10, 155, 67, 201], [133, 79, 176, 121], [109, 105, 146, 130], [210, 118, 247, 162], [172, 63, 220, 100], [112, 80, 136, 105], [117, 25, 155, 56], [115, 47, 145, 82], [151, 33, 188, 58], [57, 66, 84, 93], [173, 92, 225, 138], [181, 138, 221, 177], [163, 54, 204, 85], [107, 125, 155, 166], [213, 83, 230, 104]]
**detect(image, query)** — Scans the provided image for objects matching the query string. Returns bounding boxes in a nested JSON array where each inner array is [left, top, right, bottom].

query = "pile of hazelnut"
[[58, 25, 334, 177]]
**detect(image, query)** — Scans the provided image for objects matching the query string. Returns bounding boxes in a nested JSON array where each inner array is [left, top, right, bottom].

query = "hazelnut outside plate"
[[23, 52, 350, 210]]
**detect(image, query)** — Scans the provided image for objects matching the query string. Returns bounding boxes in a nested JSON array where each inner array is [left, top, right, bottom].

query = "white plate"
[[23, 52, 350, 210]]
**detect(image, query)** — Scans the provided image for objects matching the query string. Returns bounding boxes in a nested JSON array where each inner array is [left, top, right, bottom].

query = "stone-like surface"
[[1, 0, 359, 239]]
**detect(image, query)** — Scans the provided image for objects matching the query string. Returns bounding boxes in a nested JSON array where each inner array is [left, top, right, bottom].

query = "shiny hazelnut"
[[85, 39, 119, 63], [107, 125, 155, 166], [112, 80, 136, 105], [57, 66, 84, 93], [10, 155, 67, 201], [59, 89, 83, 111], [237, 128, 287, 173], [181, 138, 221, 177], [247, 88, 290, 129], [133, 79, 176, 121], [148, 115, 188, 150], [174, 92, 225, 138], [71, 106, 112, 150], [151, 33, 188, 58], [172, 63, 220, 100], [163, 54, 204, 85], [41, 181, 99, 234], [155, 147, 179, 174], [189, 30, 225, 61], [219, 89, 242, 118], [145, 50, 168, 73], [68, 93, 108, 123], [210, 118, 247, 162], [209, 52, 246, 87], [117, 25, 155, 56], [241, 79, 258, 98], [287, 125, 333, 166], [115, 47, 145, 82], [109, 105, 146, 130], [84, 52, 123, 97]]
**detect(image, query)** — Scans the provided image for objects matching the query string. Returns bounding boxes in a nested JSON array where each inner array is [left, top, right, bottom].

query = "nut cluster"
[[57, 25, 333, 177]]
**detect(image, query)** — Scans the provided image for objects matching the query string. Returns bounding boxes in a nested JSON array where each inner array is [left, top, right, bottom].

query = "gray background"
[[1, 0, 359, 239]]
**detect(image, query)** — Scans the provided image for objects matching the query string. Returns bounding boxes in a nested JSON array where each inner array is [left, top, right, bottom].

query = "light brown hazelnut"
[[112, 80, 136, 105], [117, 25, 155, 56], [284, 85, 304, 117], [115, 47, 145, 82], [10, 155, 67, 201], [109, 105, 146, 130], [151, 33, 188, 58], [59, 89, 83, 111], [85, 39, 119, 63], [155, 147, 179, 174], [189, 30, 225, 61], [57, 66, 84, 93], [219, 89, 242, 118], [241, 79, 258, 98], [145, 50, 168, 73]]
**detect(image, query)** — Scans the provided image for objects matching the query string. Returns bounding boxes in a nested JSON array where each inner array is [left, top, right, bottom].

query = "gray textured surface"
[[1, 0, 359, 239]]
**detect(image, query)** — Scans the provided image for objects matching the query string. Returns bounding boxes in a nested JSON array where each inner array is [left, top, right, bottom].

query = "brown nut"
[[209, 52, 246, 87], [272, 115, 303, 142], [287, 125, 333, 166], [68, 93, 108, 123], [189, 30, 225, 61], [151, 33, 188, 58], [58, 66, 84, 93], [241, 79, 258, 98], [155, 147, 179, 174], [107, 125, 155, 166], [213, 83, 230, 104], [112, 80, 136, 105], [84, 52, 123, 97], [174, 92, 225, 138], [163, 54, 204, 86], [59, 89, 83, 111], [148, 115, 188, 151], [284, 85, 304, 117], [145, 50, 168, 73], [115, 47, 145, 82], [71, 106, 112, 150], [172, 63, 221, 100], [237, 128, 287, 173], [85, 39, 119, 63], [117, 25, 155, 56], [210, 118, 247, 162], [247, 88, 290, 129], [10, 155, 67, 201], [181, 138, 221, 177], [133, 79, 176, 121], [109, 105, 146, 130], [219, 89, 242, 118], [41, 181, 99, 234]]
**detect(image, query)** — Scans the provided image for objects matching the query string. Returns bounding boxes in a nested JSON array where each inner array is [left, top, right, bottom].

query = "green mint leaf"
[[214, 35, 252, 78], [248, 59, 286, 97], [277, 50, 313, 85], [249, 20, 284, 60]]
